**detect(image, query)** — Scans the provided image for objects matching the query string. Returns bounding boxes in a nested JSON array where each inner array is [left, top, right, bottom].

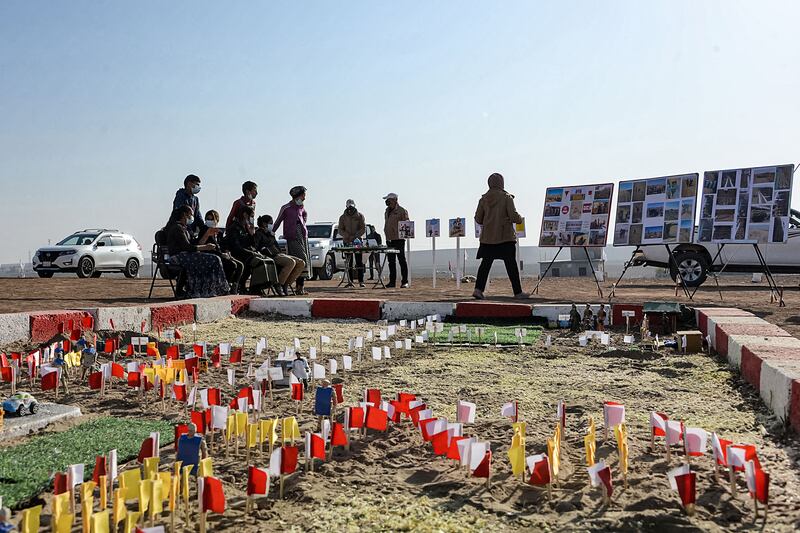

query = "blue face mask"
[[295, 198, 304, 206]]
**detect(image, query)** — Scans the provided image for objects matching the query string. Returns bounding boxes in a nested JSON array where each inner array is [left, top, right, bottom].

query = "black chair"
[[148, 230, 185, 299]]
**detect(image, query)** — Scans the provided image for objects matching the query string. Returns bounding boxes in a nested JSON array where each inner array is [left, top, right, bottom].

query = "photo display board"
[[539, 183, 614, 247], [698, 164, 794, 244], [448, 218, 466, 238], [613, 173, 698, 246]]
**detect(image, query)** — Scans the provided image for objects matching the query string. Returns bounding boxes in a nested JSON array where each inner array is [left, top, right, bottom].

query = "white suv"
[[33, 229, 144, 279], [631, 209, 800, 287], [278, 222, 380, 280]]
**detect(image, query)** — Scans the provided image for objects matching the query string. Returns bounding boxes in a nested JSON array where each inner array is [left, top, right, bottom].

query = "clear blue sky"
[[1, 1, 798, 263]]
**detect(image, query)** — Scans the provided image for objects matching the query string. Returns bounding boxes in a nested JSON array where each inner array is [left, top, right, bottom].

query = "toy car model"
[[3, 392, 39, 416]]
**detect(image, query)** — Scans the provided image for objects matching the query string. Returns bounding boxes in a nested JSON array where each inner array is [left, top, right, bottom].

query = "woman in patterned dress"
[[272, 185, 311, 294]]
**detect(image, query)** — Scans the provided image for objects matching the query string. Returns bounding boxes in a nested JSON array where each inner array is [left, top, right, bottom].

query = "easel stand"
[[752, 243, 784, 306], [533, 247, 603, 297], [665, 244, 693, 300], [608, 246, 641, 300], [691, 244, 727, 301]]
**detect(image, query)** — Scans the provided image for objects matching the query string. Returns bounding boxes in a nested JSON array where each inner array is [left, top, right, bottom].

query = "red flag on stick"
[[201, 476, 226, 514], [472, 450, 491, 478], [247, 466, 269, 496]]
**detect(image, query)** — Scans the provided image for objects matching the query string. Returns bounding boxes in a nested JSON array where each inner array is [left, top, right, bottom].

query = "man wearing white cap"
[[338, 199, 366, 287], [383, 193, 410, 288]]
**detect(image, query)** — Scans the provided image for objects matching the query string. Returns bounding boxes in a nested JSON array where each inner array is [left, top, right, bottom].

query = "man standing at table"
[[383, 193, 409, 288], [338, 199, 366, 287]]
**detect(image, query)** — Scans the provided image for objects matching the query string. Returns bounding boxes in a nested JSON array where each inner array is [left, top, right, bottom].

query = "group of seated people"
[[163, 175, 306, 299]]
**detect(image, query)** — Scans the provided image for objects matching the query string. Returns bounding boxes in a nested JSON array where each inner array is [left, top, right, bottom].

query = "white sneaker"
[[513, 291, 530, 299], [401, 283, 409, 288], [473, 289, 485, 300]]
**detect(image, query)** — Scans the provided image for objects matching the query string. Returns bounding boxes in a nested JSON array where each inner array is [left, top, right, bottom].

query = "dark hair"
[[204, 210, 219, 222], [184, 174, 201, 187], [257, 215, 273, 227], [289, 185, 307, 198], [242, 181, 257, 194], [167, 206, 193, 226], [239, 206, 255, 219]]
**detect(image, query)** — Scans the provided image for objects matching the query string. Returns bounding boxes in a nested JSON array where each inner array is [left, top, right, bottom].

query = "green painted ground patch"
[[0, 417, 173, 508]]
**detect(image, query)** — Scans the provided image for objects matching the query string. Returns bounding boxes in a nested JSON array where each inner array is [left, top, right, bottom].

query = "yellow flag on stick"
[[118, 469, 142, 501], [235, 412, 248, 436], [19, 505, 42, 533], [54, 512, 74, 533], [181, 465, 192, 503], [98, 474, 108, 509], [511, 421, 527, 437], [282, 416, 301, 443], [53, 491, 70, 521], [91, 510, 110, 533], [614, 423, 629, 478], [143, 456, 159, 480], [80, 481, 97, 503], [197, 457, 213, 478], [247, 423, 259, 448], [81, 498, 93, 533], [150, 479, 164, 518], [157, 472, 171, 501], [547, 437, 560, 480], [173, 460, 183, 477], [168, 472, 179, 511], [507, 439, 526, 477], [124, 511, 141, 533], [584, 435, 596, 466], [138, 479, 151, 514], [112, 488, 127, 525], [260, 419, 278, 445], [225, 414, 235, 440]]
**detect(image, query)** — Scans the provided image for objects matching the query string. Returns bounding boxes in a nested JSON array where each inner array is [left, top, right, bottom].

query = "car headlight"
[[61, 249, 77, 256], [310, 242, 323, 248]]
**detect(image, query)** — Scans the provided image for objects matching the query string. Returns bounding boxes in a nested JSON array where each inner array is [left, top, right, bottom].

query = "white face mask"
[[186, 216, 194, 226], [191, 185, 201, 194], [265, 223, 273, 232], [248, 217, 255, 226], [205, 220, 217, 228], [295, 198, 304, 206]]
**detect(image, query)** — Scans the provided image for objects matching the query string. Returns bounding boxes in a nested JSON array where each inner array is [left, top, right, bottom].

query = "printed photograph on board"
[[539, 183, 613, 247]]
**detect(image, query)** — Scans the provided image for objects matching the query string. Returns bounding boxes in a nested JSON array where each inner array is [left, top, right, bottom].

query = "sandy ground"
[[9, 315, 800, 532], [3, 274, 800, 338]]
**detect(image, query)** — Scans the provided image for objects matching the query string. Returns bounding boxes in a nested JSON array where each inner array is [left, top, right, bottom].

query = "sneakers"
[[513, 291, 531, 299], [359, 282, 366, 288], [401, 282, 409, 288], [386, 282, 396, 288], [472, 289, 485, 300]]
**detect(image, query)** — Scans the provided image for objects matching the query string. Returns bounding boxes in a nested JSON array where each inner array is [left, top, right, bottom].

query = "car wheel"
[[37, 271, 54, 278], [124, 258, 140, 278], [30, 402, 38, 415], [318, 254, 335, 280], [91, 271, 102, 278], [16, 405, 24, 417], [77, 256, 95, 278], [670, 251, 708, 288]]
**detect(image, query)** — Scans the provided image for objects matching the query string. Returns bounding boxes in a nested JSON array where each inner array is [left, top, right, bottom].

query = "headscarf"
[[289, 185, 307, 199], [488, 173, 504, 190]]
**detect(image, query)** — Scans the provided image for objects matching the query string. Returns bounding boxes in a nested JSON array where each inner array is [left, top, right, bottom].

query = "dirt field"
[[3, 275, 800, 337], [8, 316, 800, 531]]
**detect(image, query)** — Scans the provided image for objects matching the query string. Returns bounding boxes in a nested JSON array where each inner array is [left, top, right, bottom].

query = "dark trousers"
[[387, 239, 408, 284], [348, 252, 364, 283], [219, 255, 244, 290], [368, 253, 378, 278], [475, 255, 522, 295]]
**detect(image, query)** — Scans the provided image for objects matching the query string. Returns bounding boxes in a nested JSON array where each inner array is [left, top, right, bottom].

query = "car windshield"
[[307, 225, 332, 239], [57, 233, 99, 246]]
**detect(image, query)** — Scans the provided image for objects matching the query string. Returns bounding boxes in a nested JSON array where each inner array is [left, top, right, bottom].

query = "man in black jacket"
[[224, 206, 276, 296]]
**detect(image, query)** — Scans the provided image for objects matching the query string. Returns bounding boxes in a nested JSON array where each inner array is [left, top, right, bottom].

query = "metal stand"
[[608, 246, 640, 300], [337, 250, 356, 288], [532, 247, 563, 294], [665, 244, 693, 300], [532, 247, 603, 298], [689, 244, 726, 301], [753, 243, 784, 306]]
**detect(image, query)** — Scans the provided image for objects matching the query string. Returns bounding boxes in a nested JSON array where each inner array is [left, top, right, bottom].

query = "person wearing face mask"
[[272, 186, 310, 294], [197, 210, 244, 293], [173, 174, 203, 238], [163, 206, 230, 298], [223, 206, 278, 296], [473, 172, 529, 300], [338, 199, 366, 287], [225, 181, 258, 230], [254, 215, 306, 296], [382, 193, 410, 288]]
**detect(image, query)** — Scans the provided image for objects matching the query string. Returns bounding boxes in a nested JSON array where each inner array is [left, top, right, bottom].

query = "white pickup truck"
[[278, 222, 380, 280], [630, 209, 800, 287]]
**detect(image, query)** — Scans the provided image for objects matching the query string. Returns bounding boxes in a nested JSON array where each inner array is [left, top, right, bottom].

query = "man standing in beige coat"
[[338, 199, 366, 287], [383, 192, 410, 288], [473, 173, 529, 299]]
